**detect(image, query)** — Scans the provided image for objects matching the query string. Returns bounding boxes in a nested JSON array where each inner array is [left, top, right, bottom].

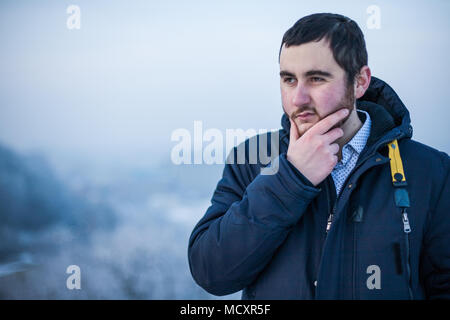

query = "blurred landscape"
[[0, 142, 240, 299]]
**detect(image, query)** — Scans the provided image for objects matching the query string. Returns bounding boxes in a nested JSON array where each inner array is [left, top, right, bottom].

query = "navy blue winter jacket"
[[188, 77, 450, 299]]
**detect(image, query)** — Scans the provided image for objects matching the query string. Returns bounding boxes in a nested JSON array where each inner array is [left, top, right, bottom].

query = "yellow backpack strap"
[[388, 139, 407, 187], [387, 139, 411, 230]]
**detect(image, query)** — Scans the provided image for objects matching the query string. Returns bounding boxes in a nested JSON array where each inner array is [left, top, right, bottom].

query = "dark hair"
[[279, 13, 368, 85]]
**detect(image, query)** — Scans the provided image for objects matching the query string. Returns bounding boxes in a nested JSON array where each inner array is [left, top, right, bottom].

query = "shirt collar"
[[338, 109, 372, 165], [348, 109, 371, 153]]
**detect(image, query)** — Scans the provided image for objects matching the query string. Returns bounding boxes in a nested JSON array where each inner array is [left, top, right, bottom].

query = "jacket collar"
[[280, 76, 413, 148]]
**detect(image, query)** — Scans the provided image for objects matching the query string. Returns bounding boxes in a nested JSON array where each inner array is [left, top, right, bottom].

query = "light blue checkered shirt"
[[331, 109, 371, 196]]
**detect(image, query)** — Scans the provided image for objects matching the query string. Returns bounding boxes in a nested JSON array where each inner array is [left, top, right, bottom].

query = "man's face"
[[279, 39, 354, 137]]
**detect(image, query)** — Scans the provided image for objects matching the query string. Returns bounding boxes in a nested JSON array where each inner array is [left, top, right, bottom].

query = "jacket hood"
[[280, 76, 413, 147]]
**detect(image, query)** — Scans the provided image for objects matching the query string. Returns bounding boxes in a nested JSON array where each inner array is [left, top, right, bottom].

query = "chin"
[[297, 122, 315, 136]]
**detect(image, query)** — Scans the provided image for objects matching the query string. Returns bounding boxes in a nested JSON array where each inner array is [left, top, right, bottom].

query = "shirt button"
[[314, 280, 317, 287]]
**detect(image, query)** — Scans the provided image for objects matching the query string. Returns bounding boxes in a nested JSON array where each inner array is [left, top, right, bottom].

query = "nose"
[[292, 83, 311, 107]]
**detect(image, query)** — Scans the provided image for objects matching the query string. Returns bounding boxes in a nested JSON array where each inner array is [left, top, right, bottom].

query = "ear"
[[354, 66, 371, 99]]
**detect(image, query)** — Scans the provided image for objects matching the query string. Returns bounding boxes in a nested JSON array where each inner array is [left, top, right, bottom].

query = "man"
[[188, 13, 450, 299]]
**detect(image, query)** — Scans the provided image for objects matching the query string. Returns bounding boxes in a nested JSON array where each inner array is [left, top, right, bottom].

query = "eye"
[[283, 77, 296, 85], [310, 77, 325, 83]]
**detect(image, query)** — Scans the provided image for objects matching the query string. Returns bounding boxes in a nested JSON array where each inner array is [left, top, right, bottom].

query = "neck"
[[335, 108, 363, 161]]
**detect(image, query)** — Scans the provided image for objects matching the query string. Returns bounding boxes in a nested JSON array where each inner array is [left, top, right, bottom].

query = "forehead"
[[279, 38, 344, 77]]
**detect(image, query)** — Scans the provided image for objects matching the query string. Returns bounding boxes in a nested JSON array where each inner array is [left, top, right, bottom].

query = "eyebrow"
[[279, 69, 334, 79]]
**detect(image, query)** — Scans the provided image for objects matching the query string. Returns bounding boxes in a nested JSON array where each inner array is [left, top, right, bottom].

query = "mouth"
[[296, 112, 315, 120]]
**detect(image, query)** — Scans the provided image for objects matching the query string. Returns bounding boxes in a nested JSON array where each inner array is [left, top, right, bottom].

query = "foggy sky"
[[0, 0, 449, 169]]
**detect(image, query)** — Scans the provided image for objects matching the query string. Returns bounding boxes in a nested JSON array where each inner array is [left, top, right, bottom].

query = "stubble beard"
[[329, 81, 355, 131], [287, 81, 355, 136]]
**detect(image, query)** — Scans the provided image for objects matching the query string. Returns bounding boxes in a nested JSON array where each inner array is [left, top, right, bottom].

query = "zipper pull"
[[326, 214, 333, 233], [326, 202, 338, 233], [402, 209, 411, 233]]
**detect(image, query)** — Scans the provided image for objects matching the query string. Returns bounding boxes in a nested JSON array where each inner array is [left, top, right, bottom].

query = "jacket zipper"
[[401, 208, 414, 299], [326, 202, 337, 233], [314, 176, 335, 298]]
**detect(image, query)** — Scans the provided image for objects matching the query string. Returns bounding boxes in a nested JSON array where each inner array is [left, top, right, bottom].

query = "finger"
[[289, 117, 300, 142], [323, 127, 344, 144], [329, 143, 340, 155], [332, 155, 338, 166], [309, 108, 349, 136]]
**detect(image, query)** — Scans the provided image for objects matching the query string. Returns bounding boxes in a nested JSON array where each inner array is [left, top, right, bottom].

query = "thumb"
[[289, 117, 300, 142]]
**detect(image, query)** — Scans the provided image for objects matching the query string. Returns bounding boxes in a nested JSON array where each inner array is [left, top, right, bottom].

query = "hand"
[[286, 108, 348, 186]]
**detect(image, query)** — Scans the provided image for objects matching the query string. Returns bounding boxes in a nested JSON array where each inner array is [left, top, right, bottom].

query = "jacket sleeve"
[[188, 147, 321, 296], [421, 151, 450, 299]]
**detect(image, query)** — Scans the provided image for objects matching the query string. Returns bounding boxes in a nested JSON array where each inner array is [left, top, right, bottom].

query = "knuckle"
[[332, 129, 343, 141], [303, 134, 312, 142], [304, 135, 314, 145], [328, 146, 334, 155], [316, 139, 325, 149], [331, 143, 339, 152], [331, 155, 338, 165], [331, 114, 339, 122]]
